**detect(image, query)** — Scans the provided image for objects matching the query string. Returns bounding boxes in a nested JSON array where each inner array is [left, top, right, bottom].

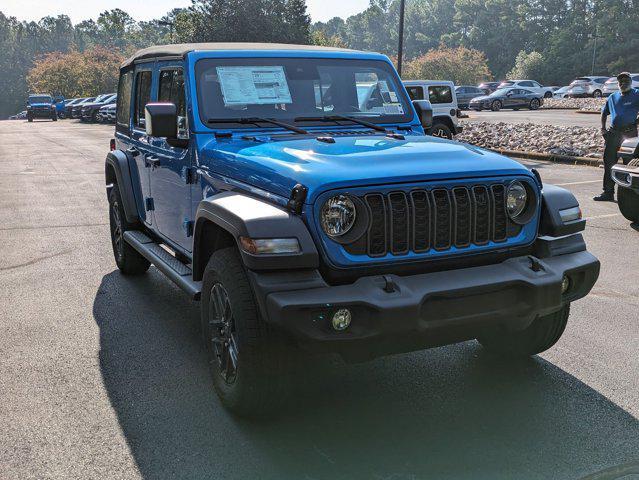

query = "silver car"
[[603, 74, 639, 96], [567, 76, 610, 97]]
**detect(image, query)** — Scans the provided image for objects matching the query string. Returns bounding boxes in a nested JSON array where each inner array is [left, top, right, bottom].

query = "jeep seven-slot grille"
[[361, 184, 510, 257]]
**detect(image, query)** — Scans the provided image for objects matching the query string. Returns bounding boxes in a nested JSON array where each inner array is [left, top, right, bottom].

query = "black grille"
[[361, 184, 512, 257]]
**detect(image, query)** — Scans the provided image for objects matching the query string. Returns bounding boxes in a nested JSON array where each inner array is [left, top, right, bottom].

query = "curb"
[[490, 148, 602, 167], [576, 110, 600, 115]]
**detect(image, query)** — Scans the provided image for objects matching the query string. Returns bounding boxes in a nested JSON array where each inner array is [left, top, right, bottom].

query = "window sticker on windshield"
[[383, 103, 404, 115], [216, 66, 292, 105], [389, 91, 398, 102]]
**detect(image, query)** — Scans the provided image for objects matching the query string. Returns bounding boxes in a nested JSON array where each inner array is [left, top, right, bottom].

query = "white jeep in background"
[[403, 80, 462, 140], [497, 79, 555, 98]]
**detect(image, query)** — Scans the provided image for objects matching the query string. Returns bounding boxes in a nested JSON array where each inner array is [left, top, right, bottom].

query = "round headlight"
[[321, 195, 356, 237], [506, 181, 528, 219]]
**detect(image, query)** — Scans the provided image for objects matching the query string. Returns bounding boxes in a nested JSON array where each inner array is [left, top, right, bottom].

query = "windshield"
[[195, 57, 412, 127], [490, 88, 511, 96], [29, 95, 52, 104]]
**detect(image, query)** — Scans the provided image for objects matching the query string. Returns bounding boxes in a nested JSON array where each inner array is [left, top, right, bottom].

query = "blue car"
[[26, 94, 58, 122], [105, 43, 600, 415]]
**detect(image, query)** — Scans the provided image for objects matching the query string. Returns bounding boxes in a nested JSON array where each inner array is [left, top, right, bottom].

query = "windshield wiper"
[[206, 117, 308, 135], [294, 114, 387, 133]]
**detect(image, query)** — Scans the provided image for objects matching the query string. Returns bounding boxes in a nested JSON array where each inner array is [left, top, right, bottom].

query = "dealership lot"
[[463, 108, 602, 127], [1, 120, 638, 479]]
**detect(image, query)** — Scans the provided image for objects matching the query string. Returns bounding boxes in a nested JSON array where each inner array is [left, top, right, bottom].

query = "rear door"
[[129, 67, 155, 226], [148, 65, 193, 252], [427, 84, 454, 117]]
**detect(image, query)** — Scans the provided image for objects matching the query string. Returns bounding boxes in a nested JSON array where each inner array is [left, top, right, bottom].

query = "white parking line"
[[555, 180, 601, 186], [584, 213, 621, 220]]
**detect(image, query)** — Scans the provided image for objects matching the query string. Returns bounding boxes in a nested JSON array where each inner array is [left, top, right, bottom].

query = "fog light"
[[331, 308, 351, 331], [561, 275, 570, 294]]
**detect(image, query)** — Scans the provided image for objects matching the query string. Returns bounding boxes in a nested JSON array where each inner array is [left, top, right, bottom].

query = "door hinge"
[[183, 219, 194, 237], [181, 166, 199, 184], [145, 197, 155, 211]]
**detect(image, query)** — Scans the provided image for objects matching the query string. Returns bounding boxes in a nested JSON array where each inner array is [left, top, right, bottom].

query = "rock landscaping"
[[542, 97, 606, 112], [457, 121, 603, 158]]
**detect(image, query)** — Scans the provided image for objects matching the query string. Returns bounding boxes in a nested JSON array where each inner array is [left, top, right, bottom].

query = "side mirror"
[[145, 102, 177, 139], [412, 99, 433, 130]]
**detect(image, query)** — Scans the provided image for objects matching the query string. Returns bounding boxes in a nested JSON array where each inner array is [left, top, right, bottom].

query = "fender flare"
[[539, 184, 585, 237], [105, 150, 139, 224], [193, 191, 319, 278]]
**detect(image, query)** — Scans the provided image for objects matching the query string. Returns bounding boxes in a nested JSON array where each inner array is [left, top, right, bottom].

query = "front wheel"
[[201, 247, 290, 416], [544, 91, 553, 98], [429, 123, 453, 140], [529, 98, 540, 110], [491, 100, 501, 111], [592, 90, 602, 98], [618, 186, 639, 223], [477, 304, 570, 356]]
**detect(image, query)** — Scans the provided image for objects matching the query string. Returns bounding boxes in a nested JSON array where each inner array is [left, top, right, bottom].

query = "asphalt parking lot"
[[464, 109, 601, 127], [1, 120, 638, 480]]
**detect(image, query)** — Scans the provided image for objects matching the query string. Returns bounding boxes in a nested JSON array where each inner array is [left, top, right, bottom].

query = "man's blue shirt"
[[602, 88, 639, 128]]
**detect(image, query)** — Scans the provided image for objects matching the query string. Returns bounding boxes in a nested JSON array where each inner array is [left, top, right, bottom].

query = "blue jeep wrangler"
[[105, 43, 600, 414], [26, 94, 58, 122]]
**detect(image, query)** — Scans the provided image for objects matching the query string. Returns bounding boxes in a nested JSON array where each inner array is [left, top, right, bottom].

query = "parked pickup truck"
[[105, 43, 600, 415], [612, 136, 639, 224], [26, 94, 57, 122]]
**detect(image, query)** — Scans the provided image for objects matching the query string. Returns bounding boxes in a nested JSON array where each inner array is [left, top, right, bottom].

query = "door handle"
[[126, 147, 140, 157], [146, 156, 160, 168]]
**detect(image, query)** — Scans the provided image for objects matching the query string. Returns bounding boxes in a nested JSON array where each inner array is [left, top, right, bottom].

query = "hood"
[[199, 133, 533, 203], [471, 95, 492, 102]]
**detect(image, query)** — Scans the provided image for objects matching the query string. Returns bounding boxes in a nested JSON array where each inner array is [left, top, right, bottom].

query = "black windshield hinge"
[[181, 166, 198, 184], [287, 184, 308, 215]]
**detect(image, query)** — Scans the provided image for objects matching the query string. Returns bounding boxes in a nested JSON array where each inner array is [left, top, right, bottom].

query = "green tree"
[[404, 46, 492, 84], [507, 51, 545, 80]]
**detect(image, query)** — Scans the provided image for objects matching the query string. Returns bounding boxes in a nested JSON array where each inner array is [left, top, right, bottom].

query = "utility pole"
[[397, 0, 406, 77], [158, 20, 175, 43], [590, 27, 601, 75]]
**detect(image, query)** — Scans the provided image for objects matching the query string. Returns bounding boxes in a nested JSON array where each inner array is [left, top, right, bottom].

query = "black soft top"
[[121, 42, 360, 68]]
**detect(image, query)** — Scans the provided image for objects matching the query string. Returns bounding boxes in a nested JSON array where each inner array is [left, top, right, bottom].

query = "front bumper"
[[27, 108, 55, 118], [612, 163, 639, 191], [252, 244, 599, 361]]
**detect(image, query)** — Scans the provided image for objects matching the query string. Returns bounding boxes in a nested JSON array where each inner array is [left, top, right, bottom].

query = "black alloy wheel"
[[207, 283, 239, 385]]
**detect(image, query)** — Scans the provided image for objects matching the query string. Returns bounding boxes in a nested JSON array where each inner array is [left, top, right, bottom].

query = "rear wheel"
[[478, 304, 570, 357], [108, 187, 150, 275], [201, 247, 290, 416], [544, 91, 553, 98], [529, 98, 540, 110], [618, 186, 639, 223], [491, 100, 502, 111]]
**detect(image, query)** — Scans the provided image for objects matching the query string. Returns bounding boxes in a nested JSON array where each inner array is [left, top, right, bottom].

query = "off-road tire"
[[491, 100, 502, 111], [108, 187, 150, 275], [429, 123, 453, 140], [618, 186, 639, 223], [478, 304, 570, 357], [201, 247, 289, 416], [27, 115, 33, 122], [52, 115, 57, 122], [529, 98, 540, 110]]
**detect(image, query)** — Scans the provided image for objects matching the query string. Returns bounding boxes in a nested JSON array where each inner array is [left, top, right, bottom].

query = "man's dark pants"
[[603, 127, 636, 193]]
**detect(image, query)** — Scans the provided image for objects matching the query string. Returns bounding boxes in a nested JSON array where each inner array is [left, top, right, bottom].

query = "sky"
[[0, 0, 370, 23]]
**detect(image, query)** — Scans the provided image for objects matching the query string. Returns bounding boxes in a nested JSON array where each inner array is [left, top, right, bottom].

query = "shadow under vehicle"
[[104, 42, 599, 416]]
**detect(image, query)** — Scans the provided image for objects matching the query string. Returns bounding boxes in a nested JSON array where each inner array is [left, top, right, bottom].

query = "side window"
[[134, 70, 152, 129], [158, 68, 188, 138], [116, 71, 133, 128], [520, 81, 534, 87], [457, 87, 467, 94], [428, 85, 453, 104], [406, 86, 424, 101]]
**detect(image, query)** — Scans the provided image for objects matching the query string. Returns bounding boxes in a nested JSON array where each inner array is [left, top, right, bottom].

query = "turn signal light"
[[239, 237, 300, 255], [109, 139, 116, 151]]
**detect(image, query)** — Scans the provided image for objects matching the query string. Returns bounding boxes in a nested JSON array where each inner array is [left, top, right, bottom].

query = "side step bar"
[[123, 230, 202, 300]]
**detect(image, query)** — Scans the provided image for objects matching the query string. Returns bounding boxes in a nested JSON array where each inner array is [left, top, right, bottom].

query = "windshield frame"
[[28, 95, 53, 104], [191, 52, 416, 131]]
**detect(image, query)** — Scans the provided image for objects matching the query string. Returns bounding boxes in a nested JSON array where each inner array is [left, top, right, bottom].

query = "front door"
[[149, 66, 193, 252]]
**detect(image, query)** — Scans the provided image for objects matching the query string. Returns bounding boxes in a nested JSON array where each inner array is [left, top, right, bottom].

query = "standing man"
[[594, 72, 639, 201]]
